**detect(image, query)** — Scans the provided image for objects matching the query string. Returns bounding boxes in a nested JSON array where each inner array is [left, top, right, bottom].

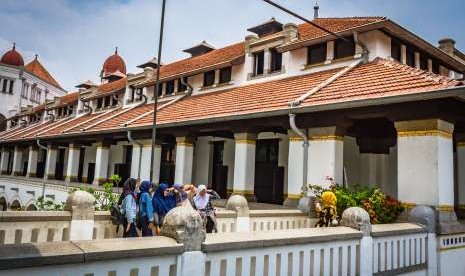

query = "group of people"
[[117, 178, 220, 238]]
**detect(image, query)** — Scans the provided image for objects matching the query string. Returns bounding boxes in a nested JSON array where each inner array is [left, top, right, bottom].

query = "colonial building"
[[0, 44, 67, 131], [0, 16, 465, 226]]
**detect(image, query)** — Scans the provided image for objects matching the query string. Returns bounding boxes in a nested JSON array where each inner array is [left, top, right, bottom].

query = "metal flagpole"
[[149, 0, 167, 183]]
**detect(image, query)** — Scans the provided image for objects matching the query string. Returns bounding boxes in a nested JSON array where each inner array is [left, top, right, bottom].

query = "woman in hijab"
[[152, 183, 177, 234], [138, 180, 155, 236], [193, 185, 220, 233], [120, 178, 138, 237]]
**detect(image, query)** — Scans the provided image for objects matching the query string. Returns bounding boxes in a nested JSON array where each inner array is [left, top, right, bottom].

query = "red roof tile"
[[144, 42, 245, 85], [297, 17, 386, 43], [1, 58, 462, 141], [25, 57, 63, 89], [53, 92, 79, 108]]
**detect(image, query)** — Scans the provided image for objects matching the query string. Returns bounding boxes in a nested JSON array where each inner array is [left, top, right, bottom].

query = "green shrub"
[[308, 184, 404, 224]]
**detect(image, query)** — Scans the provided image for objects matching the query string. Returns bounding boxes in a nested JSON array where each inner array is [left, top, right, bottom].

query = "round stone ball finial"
[[226, 195, 248, 211], [408, 205, 436, 233], [161, 205, 206, 251], [340, 207, 372, 236], [64, 190, 95, 220]]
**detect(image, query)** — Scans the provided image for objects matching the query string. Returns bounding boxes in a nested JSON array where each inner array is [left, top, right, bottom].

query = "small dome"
[[1, 43, 24, 66], [101, 47, 126, 77]]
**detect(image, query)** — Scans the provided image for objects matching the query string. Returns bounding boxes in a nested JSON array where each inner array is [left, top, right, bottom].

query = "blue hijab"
[[152, 183, 176, 217], [139, 180, 152, 194]]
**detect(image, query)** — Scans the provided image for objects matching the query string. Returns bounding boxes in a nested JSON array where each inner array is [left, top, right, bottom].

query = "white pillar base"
[[93, 143, 109, 185]]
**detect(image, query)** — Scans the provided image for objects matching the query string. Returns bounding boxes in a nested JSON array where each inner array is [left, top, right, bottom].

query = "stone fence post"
[[408, 205, 437, 276], [226, 195, 250, 232], [160, 204, 206, 276], [340, 207, 373, 276], [64, 191, 95, 241]]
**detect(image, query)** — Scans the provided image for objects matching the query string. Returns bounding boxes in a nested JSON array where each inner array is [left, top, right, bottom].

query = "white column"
[[0, 149, 9, 174], [65, 144, 80, 182], [11, 146, 23, 176], [194, 136, 213, 185], [26, 146, 38, 178], [457, 140, 465, 214], [232, 133, 256, 201], [359, 153, 378, 187], [396, 119, 455, 213], [307, 127, 344, 188], [44, 146, 57, 180], [130, 140, 161, 183], [93, 142, 109, 185], [325, 41, 335, 64], [285, 131, 305, 206], [174, 137, 194, 185], [263, 49, 271, 74]]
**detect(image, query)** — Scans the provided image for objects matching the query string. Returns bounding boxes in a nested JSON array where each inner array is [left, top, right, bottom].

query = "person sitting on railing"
[[138, 180, 156, 236], [119, 178, 138, 238], [152, 183, 177, 235], [193, 184, 220, 233]]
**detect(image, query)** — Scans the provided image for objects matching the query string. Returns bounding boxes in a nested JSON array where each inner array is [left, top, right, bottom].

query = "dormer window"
[[334, 37, 355, 60], [165, 80, 175, 95], [203, 70, 215, 87], [96, 95, 118, 110], [10, 118, 18, 128], [420, 54, 428, 70], [156, 84, 163, 98], [307, 43, 327, 65], [270, 49, 282, 73], [219, 67, 232, 84], [128, 87, 143, 103], [253, 51, 265, 76], [391, 38, 401, 61], [177, 77, 188, 92], [406, 47, 415, 67]]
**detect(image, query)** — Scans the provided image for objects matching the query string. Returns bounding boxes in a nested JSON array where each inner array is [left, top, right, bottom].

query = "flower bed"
[[307, 184, 404, 224]]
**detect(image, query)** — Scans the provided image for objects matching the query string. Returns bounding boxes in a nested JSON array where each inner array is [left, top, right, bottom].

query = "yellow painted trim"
[[289, 137, 304, 141], [235, 139, 256, 145], [457, 142, 465, 148], [457, 205, 465, 210], [398, 130, 452, 139], [68, 146, 81, 150], [402, 202, 417, 209], [439, 244, 465, 252], [286, 193, 303, 199], [96, 146, 110, 150], [437, 205, 454, 212], [308, 135, 344, 141], [177, 142, 194, 147], [229, 189, 255, 195]]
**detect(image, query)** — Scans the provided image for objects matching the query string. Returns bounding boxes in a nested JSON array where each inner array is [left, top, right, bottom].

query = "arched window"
[[0, 113, 6, 131], [26, 204, 38, 211], [9, 199, 22, 211], [0, 197, 7, 211]]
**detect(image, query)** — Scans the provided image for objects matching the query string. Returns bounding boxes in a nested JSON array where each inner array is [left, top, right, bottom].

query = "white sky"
[[1, 0, 464, 91]]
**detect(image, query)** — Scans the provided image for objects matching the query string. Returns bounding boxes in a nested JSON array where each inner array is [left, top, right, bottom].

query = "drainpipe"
[[46, 109, 56, 122], [289, 112, 309, 193], [82, 100, 93, 114], [288, 39, 369, 203], [127, 130, 142, 179], [36, 139, 48, 208], [353, 31, 369, 62]]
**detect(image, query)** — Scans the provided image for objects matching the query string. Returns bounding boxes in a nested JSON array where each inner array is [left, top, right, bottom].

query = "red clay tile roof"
[[53, 92, 79, 108], [25, 58, 63, 89], [296, 17, 386, 43], [102, 50, 127, 76], [1, 58, 462, 142], [96, 58, 462, 132], [143, 42, 245, 85], [95, 77, 127, 96]]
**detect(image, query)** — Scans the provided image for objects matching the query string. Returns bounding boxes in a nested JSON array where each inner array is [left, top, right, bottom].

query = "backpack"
[[110, 204, 125, 232]]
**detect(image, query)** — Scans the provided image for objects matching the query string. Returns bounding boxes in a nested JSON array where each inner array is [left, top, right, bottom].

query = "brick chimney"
[[438, 38, 456, 55]]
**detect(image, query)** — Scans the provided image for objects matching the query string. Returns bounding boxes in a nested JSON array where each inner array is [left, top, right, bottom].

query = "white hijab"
[[194, 185, 210, 209]]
